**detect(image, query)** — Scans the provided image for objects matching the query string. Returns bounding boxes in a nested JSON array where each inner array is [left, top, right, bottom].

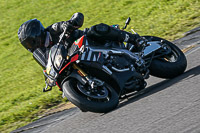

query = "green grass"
[[0, 0, 200, 132]]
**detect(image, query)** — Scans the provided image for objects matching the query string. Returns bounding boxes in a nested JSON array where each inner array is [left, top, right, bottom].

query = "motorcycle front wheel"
[[143, 36, 187, 79], [62, 78, 119, 113]]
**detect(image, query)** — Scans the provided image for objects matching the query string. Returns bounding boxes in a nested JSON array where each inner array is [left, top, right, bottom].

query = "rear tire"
[[143, 36, 187, 79], [62, 78, 119, 113]]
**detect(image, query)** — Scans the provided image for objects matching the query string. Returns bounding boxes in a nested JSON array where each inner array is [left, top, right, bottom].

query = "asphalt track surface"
[[12, 28, 200, 133]]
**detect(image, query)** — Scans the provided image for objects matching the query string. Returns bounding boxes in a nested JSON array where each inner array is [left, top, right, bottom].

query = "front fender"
[[61, 70, 87, 87]]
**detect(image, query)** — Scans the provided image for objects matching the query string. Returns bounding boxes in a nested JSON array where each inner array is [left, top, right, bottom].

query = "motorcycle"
[[41, 17, 187, 113]]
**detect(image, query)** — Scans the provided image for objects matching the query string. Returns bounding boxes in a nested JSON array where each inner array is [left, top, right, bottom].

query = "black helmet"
[[18, 19, 45, 52]]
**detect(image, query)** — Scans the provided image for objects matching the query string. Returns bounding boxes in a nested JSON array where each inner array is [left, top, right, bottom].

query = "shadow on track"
[[117, 65, 200, 109]]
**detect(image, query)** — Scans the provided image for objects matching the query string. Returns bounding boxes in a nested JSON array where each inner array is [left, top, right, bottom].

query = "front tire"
[[62, 78, 119, 113], [144, 36, 187, 79]]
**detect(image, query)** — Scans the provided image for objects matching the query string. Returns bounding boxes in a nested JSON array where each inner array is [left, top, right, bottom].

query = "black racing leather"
[[86, 23, 140, 44]]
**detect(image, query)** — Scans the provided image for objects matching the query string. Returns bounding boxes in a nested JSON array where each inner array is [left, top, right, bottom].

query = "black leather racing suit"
[[45, 21, 87, 47], [33, 21, 140, 68]]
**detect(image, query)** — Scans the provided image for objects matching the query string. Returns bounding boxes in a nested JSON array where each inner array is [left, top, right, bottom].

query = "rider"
[[18, 12, 143, 68]]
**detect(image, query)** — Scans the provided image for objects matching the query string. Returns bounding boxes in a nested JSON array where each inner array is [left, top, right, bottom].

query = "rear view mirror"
[[123, 17, 131, 30], [125, 17, 131, 25]]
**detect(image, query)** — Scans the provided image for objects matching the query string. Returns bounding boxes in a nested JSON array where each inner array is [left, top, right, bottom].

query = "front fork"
[[72, 64, 93, 85], [72, 64, 104, 89], [73, 64, 89, 79]]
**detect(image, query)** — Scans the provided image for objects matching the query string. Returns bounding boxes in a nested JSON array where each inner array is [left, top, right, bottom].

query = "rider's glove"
[[61, 21, 75, 34], [70, 12, 84, 29]]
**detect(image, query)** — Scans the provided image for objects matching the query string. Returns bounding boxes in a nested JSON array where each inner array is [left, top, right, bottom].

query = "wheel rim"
[[158, 41, 180, 63], [163, 49, 179, 62], [77, 82, 109, 100]]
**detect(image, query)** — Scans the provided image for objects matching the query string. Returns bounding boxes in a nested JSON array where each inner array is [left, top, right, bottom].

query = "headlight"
[[46, 45, 66, 78]]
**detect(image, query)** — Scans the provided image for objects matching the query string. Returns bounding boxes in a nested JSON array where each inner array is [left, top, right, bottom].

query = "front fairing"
[[46, 45, 67, 79]]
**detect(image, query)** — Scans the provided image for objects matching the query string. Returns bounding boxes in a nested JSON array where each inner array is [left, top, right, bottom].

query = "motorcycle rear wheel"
[[143, 36, 187, 79], [62, 78, 119, 113]]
